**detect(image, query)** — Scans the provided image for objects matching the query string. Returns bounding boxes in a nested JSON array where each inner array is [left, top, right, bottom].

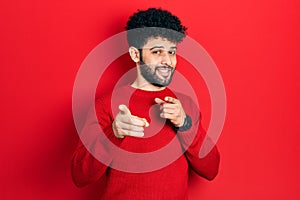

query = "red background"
[[1, 0, 300, 199]]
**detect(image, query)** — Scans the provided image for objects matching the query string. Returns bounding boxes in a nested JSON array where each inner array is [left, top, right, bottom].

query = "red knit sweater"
[[72, 85, 220, 200]]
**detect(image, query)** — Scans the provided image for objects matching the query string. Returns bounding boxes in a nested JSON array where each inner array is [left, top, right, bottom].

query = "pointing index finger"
[[164, 96, 178, 104], [131, 116, 150, 127], [154, 97, 166, 105]]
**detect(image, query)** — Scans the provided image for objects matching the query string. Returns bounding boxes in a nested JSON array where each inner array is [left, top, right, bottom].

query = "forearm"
[[71, 98, 123, 187], [177, 124, 220, 180], [71, 140, 108, 187]]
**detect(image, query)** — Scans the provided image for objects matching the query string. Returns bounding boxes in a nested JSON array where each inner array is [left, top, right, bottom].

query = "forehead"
[[143, 37, 177, 49]]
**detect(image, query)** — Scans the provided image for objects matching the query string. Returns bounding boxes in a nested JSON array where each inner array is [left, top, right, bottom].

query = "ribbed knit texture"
[[72, 85, 220, 200]]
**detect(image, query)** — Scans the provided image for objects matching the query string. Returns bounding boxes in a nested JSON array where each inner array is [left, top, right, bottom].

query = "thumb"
[[119, 104, 131, 115], [154, 97, 165, 105]]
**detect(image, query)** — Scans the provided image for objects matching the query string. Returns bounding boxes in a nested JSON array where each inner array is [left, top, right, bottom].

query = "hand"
[[155, 96, 186, 127], [112, 104, 149, 138]]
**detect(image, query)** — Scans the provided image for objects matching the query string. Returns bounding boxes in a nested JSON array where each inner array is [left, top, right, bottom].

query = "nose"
[[161, 53, 172, 66]]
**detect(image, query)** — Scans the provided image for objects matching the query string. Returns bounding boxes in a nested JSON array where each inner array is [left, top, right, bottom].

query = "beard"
[[140, 60, 175, 87]]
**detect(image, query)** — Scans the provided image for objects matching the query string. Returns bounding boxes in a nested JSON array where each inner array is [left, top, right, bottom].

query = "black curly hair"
[[126, 8, 187, 49]]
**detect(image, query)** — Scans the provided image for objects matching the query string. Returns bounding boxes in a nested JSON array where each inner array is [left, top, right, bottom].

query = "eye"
[[169, 50, 176, 55], [152, 50, 161, 55]]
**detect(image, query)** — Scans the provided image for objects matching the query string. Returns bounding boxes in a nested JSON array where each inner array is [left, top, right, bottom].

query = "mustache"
[[155, 66, 174, 71]]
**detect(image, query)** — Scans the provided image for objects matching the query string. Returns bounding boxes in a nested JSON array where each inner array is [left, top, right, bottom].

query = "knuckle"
[[116, 131, 124, 138], [126, 131, 132, 136], [123, 130, 130, 136], [115, 121, 121, 128], [128, 124, 134, 130], [127, 117, 133, 124]]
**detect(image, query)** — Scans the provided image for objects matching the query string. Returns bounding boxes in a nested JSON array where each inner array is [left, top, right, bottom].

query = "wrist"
[[174, 115, 192, 132]]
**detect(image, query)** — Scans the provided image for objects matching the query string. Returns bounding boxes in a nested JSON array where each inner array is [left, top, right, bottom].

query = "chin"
[[151, 83, 165, 87], [151, 81, 171, 87]]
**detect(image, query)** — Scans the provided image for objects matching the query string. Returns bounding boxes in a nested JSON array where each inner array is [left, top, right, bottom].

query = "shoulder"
[[171, 90, 198, 108], [96, 85, 132, 102], [95, 85, 133, 115]]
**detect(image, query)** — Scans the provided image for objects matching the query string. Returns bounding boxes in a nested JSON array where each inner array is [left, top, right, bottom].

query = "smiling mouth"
[[156, 66, 172, 78]]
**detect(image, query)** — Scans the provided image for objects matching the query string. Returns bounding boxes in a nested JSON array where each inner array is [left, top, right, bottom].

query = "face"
[[139, 37, 177, 87]]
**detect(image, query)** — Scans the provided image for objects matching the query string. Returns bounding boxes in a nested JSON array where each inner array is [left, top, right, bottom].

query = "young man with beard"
[[72, 8, 220, 199]]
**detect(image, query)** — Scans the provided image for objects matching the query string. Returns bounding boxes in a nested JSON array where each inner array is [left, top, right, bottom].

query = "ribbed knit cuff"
[[176, 128, 197, 150]]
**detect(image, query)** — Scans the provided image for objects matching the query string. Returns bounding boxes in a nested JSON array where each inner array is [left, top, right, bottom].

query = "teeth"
[[158, 67, 170, 71], [156, 67, 171, 77], [159, 69, 168, 72]]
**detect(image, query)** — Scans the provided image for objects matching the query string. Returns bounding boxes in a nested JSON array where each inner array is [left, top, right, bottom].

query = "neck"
[[131, 78, 166, 91]]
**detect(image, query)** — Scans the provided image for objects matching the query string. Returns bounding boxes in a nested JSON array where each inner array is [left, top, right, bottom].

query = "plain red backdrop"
[[1, 0, 300, 199]]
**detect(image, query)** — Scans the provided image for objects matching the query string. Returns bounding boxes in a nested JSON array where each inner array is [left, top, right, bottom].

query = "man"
[[72, 8, 220, 199]]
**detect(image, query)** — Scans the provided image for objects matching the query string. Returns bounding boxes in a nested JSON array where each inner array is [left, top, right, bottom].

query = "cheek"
[[148, 58, 161, 66], [143, 55, 155, 63], [172, 57, 177, 66]]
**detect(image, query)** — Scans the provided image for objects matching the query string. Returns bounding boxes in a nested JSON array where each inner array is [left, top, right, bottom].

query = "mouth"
[[156, 66, 172, 78]]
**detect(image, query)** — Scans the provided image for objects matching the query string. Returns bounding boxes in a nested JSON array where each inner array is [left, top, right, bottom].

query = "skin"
[[112, 37, 187, 138]]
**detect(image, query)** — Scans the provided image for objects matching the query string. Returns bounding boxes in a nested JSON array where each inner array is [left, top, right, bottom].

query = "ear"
[[129, 46, 140, 63]]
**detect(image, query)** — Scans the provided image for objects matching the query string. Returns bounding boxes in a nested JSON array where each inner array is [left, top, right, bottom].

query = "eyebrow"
[[149, 46, 177, 50]]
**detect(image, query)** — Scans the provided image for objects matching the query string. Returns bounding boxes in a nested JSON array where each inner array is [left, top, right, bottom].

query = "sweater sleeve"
[[71, 96, 123, 187], [176, 97, 220, 181]]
